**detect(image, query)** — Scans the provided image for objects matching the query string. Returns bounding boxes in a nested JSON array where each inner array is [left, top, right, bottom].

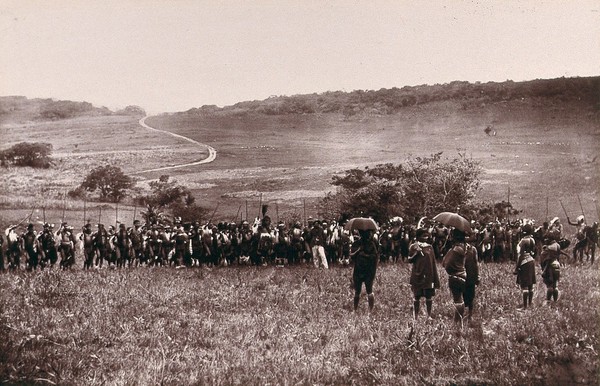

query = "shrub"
[[0, 142, 53, 168]]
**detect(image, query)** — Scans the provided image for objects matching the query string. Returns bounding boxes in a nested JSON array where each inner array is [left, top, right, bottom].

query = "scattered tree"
[[80, 165, 134, 202], [138, 175, 208, 224], [321, 153, 482, 224], [0, 142, 53, 168]]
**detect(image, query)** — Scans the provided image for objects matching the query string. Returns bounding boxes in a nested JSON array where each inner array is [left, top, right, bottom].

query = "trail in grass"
[[135, 116, 217, 174]]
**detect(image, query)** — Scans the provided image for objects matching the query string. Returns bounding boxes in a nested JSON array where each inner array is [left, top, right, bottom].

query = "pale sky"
[[1, 0, 599, 114]]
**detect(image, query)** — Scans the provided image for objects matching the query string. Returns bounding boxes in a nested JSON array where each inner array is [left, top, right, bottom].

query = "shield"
[[432, 212, 472, 234], [344, 217, 379, 231]]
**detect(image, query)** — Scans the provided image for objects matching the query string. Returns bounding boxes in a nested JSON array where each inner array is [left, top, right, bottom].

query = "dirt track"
[[134, 116, 217, 174]]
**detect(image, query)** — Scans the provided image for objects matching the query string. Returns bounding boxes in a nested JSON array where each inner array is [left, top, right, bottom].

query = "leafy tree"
[[322, 153, 481, 224], [139, 175, 208, 223], [80, 165, 134, 202], [0, 142, 53, 168]]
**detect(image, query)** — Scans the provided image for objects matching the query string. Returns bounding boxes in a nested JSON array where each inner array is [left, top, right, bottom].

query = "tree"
[[322, 153, 481, 224], [80, 165, 134, 202], [0, 142, 53, 168], [138, 175, 209, 224]]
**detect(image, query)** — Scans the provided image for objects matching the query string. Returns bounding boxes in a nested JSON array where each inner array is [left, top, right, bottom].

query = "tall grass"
[[0, 261, 597, 385]]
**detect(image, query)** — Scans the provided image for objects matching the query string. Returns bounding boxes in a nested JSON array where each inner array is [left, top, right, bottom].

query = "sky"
[[1, 0, 599, 114]]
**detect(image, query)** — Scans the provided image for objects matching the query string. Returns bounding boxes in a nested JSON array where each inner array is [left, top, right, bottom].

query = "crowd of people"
[[1, 211, 598, 319]]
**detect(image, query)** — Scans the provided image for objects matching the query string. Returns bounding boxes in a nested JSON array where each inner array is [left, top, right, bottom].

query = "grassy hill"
[[145, 76, 600, 223], [1, 76, 599, 227]]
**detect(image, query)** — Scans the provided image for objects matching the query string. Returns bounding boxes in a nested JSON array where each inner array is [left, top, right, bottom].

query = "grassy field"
[[0, 261, 598, 385], [1, 94, 599, 385]]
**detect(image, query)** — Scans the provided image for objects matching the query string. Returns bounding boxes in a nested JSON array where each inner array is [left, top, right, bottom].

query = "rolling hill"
[[0, 76, 599, 225]]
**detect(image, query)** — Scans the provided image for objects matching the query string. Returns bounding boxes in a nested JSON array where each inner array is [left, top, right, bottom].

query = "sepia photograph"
[[1, 1, 599, 384]]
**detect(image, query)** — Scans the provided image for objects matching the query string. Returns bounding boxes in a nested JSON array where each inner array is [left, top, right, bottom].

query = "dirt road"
[[135, 116, 217, 174]]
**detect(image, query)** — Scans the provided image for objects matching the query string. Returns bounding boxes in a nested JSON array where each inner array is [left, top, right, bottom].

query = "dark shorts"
[[412, 287, 436, 299]]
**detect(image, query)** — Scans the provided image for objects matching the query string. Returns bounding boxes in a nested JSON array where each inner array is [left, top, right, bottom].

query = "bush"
[[321, 152, 481, 224], [0, 142, 53, 168]]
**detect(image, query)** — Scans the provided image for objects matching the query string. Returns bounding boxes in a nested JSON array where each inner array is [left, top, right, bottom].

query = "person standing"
[[21, 223, 40, 271], [540, 230, 563, 303], [408, 228, 440, 319], [309, 220, 328, 269], [351, 229, 379, 311], [514, 224, 536, 309], [442, 229, 469, 324], [463, 234, 480, 320]]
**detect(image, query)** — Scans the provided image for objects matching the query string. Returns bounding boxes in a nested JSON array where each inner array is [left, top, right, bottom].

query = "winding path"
[[135, 116, 217, 174]]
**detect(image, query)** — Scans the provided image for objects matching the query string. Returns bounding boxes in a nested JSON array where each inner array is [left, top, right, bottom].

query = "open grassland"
[[0, 261, 598, 385], [146, 99, 599, 221], [1, 99, 598, 225], [0, 115, 206, 208]]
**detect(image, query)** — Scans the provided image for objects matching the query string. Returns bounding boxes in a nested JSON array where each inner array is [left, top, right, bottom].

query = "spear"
[[258, 193, 263, 218], [99, 206, 102, 224], [577, 194, 585, 219], [545, 196, 549, 222], [232, 204, 242, 223], [209, 202, 220, 224], [62, 191, 67, 223], [43, 207, 46, 224], [83, 197, 87, 225], [115, 202, 119, 228], [559, 200, 569, 220], [245, 200, 248, 222], [133, 202, 137, 223], [276, 203, 279, 223], [303, 199, 307, 227], [594, 199, 600, 221]]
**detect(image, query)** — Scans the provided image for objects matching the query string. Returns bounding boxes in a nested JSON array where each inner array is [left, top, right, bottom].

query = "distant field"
[[1, 98, 598, 228], [146, 99, 599, 223]]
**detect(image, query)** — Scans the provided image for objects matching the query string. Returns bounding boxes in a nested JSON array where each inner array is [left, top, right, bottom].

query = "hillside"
[[0, 76, 599, 226], [180, 76, 599, 118], [0, 96, 145, 122]]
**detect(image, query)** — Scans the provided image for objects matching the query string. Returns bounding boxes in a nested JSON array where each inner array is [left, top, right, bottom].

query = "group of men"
[[0, 212, 597, 273]]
